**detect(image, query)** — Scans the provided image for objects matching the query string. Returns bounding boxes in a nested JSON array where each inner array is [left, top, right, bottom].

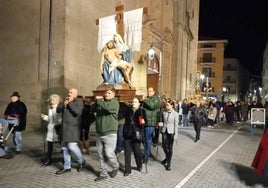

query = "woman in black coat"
[[123, 97, 147, 176]]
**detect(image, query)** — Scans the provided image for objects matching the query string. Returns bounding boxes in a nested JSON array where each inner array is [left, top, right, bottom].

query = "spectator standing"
[[55, 88, 85, 175], [207, 101, 217, 128], [234, 101, 241, 122], [214, 98, 223, 123], [41, 94, 62, 166], [4, 91, 27, 154], [240, 101, 249, 125], [181, 99, 190, 127], [177, 100, 183, 126], [191, 99, 207, 142], [92, 85, 120, 182], [226, 101, 235, 125]]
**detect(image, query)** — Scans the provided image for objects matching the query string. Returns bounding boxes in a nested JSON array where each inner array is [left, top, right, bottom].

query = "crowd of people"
[[3, 86, 268, 180]]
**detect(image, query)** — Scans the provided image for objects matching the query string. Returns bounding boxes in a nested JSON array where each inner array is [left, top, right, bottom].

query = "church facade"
[[0, 0, 200, 127]]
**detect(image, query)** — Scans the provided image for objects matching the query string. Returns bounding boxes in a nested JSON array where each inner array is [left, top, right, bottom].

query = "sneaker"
[[109, 169, 118, 178], [94, 176, 108, 182]]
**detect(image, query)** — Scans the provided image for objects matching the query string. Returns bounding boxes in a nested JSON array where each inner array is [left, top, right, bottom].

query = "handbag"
[[130, 114, 143, 142], [138, 116, 144, 126], [132, 124, 142, 142], [138, 108, 145, 126]]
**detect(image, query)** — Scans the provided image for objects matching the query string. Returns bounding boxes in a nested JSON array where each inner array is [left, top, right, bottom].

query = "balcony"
[[200, 43, 216, 49], [199, 57, 216, 64], [203, 72, 215, 78]]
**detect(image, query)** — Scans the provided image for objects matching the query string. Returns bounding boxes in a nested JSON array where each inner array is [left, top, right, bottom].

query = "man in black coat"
[[55, 88, 85, 175], [4, 91, 27, 154]]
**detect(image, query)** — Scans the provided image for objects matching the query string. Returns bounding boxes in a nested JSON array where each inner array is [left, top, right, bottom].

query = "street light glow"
[[147, 47, 155, 60]]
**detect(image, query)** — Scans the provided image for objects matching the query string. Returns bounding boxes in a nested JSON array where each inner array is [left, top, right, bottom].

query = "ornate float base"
[[88, 82, 136, 103]]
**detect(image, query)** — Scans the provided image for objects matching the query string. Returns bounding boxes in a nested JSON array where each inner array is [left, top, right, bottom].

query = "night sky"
[[199, 0, 268, 75]]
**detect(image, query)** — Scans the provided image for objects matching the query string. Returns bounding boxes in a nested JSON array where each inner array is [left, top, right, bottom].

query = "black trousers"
[[46, 141, 53, 161], [80, 122, 90, 141], [124, 139, 143, 173], [161, 132, 174, 167], [193, 120, 202, 139]]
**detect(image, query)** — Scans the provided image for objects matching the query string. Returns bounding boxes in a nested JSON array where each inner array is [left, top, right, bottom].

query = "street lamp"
[[200, 74, 205, 82], [147, 47, 155, 60], [205, 77, 209, 99], [200, 74, 211, 99], [147, 44, 163, 96], [222, 86, 227, 103], [222, 86, 230, 101], [201, 75, 210, 99]]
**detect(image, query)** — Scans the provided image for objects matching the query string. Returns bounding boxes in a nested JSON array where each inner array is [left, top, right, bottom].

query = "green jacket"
[[92, 98, 119, 136], [142, 95, 160, 126]]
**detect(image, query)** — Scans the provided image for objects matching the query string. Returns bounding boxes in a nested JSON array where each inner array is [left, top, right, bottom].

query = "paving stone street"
[[1, 122, 268, 188]]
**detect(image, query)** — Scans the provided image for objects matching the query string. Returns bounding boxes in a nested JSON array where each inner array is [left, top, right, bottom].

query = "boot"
[[42, 142, 53, 167]]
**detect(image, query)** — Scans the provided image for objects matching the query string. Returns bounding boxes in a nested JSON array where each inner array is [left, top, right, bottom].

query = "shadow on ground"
[[28, 147, 98, 175], [221, 160, 268, 187]]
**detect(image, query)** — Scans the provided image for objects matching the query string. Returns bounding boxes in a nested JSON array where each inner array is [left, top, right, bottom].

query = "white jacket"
[[208, 107, 217, 121], [42, 104, 62, 142], [160, 109, 179, 136]]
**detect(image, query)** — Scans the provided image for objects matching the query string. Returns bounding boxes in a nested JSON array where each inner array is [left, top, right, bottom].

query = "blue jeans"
[[182, 114, 189, 126], [96, 134, 119, 177], [144, 126, 155, 159], [12, 131, 22, 151], [61, 142, 84, 169]]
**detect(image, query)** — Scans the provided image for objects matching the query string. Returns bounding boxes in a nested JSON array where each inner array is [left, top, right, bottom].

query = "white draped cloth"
[[97, 8, 143, 53], [97, 15, 117, 53], [123, 8, 143, 52]]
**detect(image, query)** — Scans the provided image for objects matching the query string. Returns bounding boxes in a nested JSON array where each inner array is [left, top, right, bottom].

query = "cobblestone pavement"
[[1, 122, 268, 188]]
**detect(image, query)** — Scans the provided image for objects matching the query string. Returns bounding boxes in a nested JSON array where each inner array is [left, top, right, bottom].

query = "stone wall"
[[0, 0, 200, 129]]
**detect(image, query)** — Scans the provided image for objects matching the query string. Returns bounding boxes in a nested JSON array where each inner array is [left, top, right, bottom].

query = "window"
[[202, 68, 212, 77], [203, 53, 213, 62]]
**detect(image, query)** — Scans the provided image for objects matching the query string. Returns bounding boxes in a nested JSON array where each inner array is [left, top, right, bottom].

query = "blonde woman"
[[207, 101, 217, 128], [41, 94, 62, 167]]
